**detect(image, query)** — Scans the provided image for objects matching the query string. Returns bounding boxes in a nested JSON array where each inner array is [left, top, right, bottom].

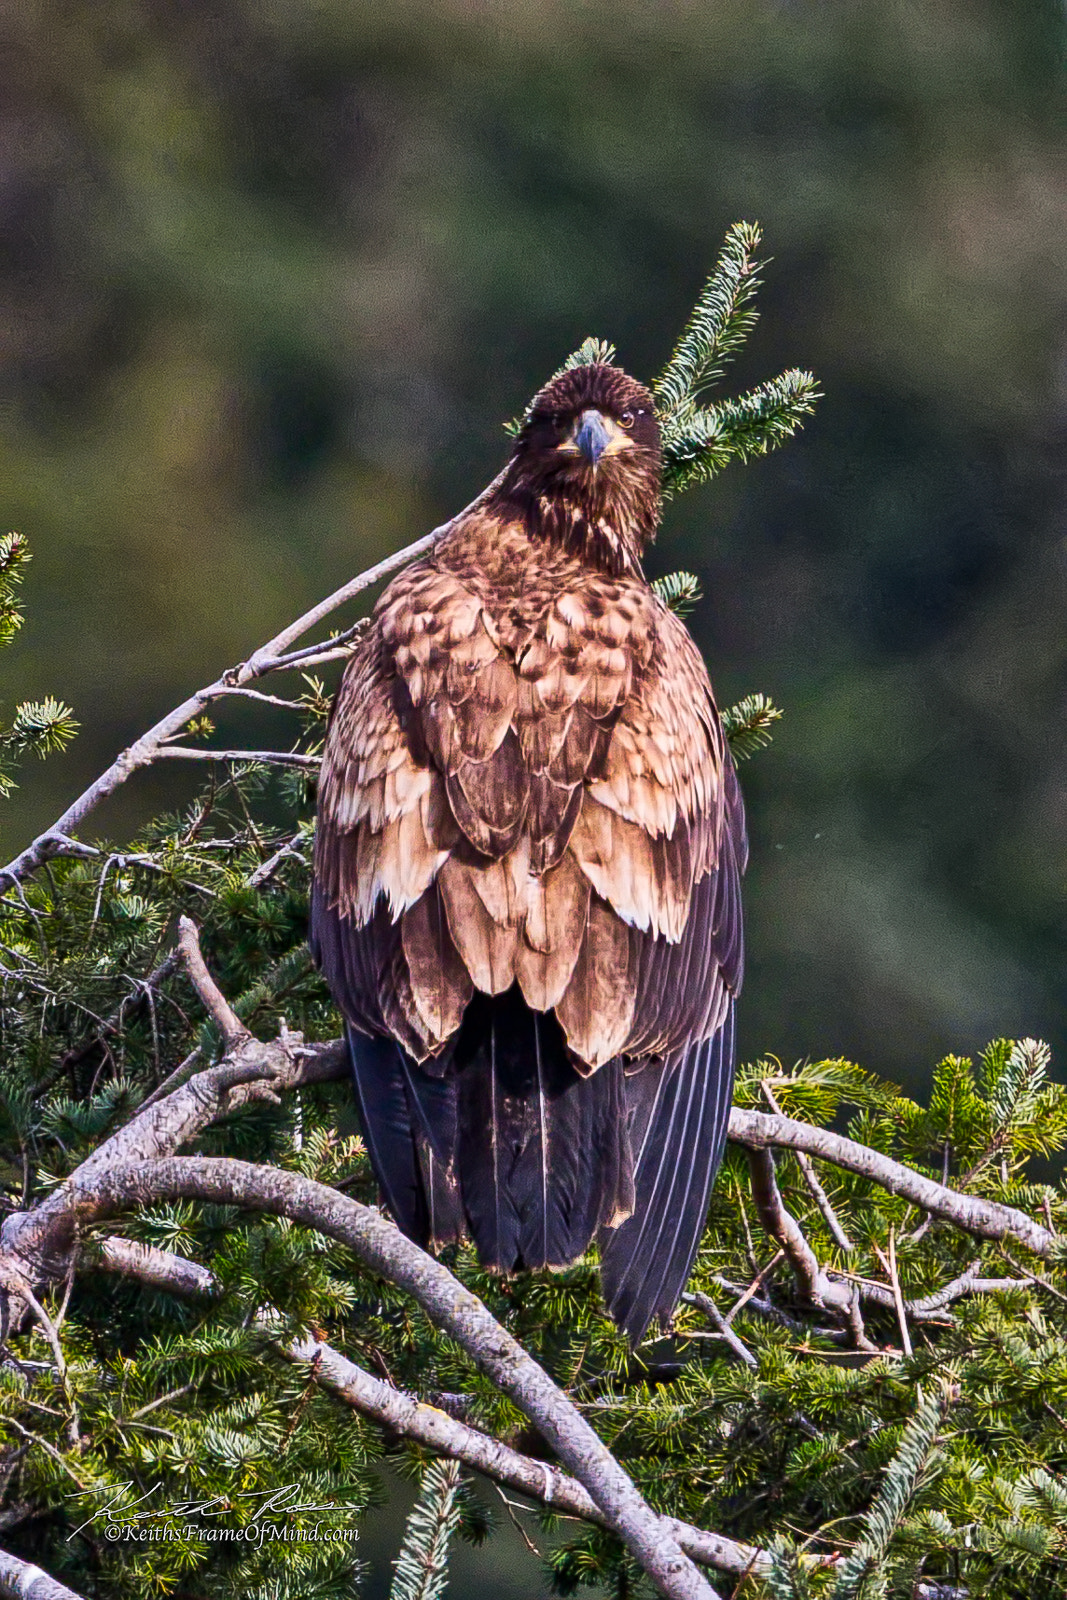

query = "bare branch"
[[729, 1107, 1055, 1258], [705, 1270, 804, 1333], [746, 1149, 851, 1314], [760, 1083, 853, 1251], [92, 1235, 768, 1582], [94, 1236, 217, 1300], [246, 832, 310, 889], [873, 1229, 912, 1358], [154, 748, 320, 768], [256, 620, 370, 673], [176, 916, 248, 1048], [0, 1035, 345, 1297], [65, 1158, 721, 1600], [211, 687, 305, 709], [34, 952, 180, 1099], [0, 1546, 87, 1600], [846, 1283, 880, 1353], [0, 478, 508, 890], [720, 1253, 785, 1324], [137, 1047, 203, 1112], [681, 1293, 757, 1368]]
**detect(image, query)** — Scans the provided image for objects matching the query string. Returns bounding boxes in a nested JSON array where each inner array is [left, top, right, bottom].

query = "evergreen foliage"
[[389, 1460, 464, 1600], [506, 223, 818, 498], [653, 223, 820, 498], [721, 693, 785, 762], [0, 229, 1061, 1600], [651, 570, 703, 619], [0, 534, 78, 798]]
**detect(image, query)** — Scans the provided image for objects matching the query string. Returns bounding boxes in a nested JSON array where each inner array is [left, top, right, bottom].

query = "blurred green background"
[[3, 0, 1065, 1095]]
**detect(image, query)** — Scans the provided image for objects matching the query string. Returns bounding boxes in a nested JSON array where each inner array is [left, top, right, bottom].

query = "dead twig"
[[681, 1293, 758, 1368], [760, 1083, 853, 1252], [873, 1228, 912, 1358], [154, 747, 320, 769], [176, 916, 248, 1049]]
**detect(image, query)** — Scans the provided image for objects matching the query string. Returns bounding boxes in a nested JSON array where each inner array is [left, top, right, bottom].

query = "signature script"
[[67, 1482, 343, 1541]]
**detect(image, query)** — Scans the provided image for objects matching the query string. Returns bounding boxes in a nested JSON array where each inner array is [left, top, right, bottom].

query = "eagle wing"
[[312, 514, 745, 1074]]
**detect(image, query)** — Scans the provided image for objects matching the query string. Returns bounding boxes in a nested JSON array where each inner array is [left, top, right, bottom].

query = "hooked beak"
[[573, 409, 612, 465], [559, 408, 630, 467]]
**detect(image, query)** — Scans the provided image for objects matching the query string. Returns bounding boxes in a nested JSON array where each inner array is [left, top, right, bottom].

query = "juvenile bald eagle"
[[311, 362, 746, 1343]]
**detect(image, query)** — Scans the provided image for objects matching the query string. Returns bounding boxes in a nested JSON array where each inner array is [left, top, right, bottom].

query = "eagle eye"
[[619, 411, 635, 429]]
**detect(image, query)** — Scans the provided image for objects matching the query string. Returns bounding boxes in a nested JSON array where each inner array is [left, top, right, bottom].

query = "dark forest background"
[[2, 0, 1065, 1091]]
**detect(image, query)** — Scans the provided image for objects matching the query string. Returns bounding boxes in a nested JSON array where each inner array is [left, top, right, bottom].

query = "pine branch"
[[722, 693, 784, 761], [4, 699, 79, 761], [652, 570, 703, 619], [93, 1235, 773, 1582], [654, 221, 764, 415], [729, 1106, 1055, 1257], [661, 369, 820, 499], [58, 1157, 723, 1600], [390, 1459, 464, 1600], [828, 1388, 948, 1599], [0, 531, 31, 651]]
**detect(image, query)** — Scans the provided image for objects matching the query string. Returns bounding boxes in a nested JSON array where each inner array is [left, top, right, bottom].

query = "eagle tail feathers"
[[456, 990, 632, 1272], [347, 995, 736, 1345], [347, 991, 634, 1274], [345, 1025, 464, 1248], [598, 1002, 737, 1345]]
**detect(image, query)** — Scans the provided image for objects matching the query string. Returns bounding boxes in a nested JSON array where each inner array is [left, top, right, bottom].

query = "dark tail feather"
[[599, 1002, 737, 1344], [346, 1025, 464, 1247], [455, 988, 632, 1272], [347, 991, 631, 1265]]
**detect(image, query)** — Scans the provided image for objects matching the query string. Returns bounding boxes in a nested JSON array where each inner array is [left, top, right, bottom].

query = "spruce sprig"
[[0, 536, 78, 797], [508, 221, 819, 489], [660, 366, 820, 498], [653, 219, 764, 413], [651, 569, 703, 618], [721, 691, 784, 760], [390, 1458, 464, 1600], [827, 1388, 948, 1600]]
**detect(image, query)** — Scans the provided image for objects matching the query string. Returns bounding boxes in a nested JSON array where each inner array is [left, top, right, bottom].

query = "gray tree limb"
[[153, 748, 320, 769], [0, 1547, 87, 1600], [746, 1148, 853, 1314], [730, 1106, 1054, 1257], [69, 1157, 720, 1600], [93, 1235, 768, 1581], [0, 1035, 345, 1299], [0, 472, 509, 890]]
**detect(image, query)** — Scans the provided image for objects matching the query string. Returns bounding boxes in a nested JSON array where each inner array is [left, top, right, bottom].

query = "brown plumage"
[[311, 362, 747, 1342]]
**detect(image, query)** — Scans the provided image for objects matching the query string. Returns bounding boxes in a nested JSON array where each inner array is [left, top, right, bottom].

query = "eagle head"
[[502, 363, 662, 574]]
